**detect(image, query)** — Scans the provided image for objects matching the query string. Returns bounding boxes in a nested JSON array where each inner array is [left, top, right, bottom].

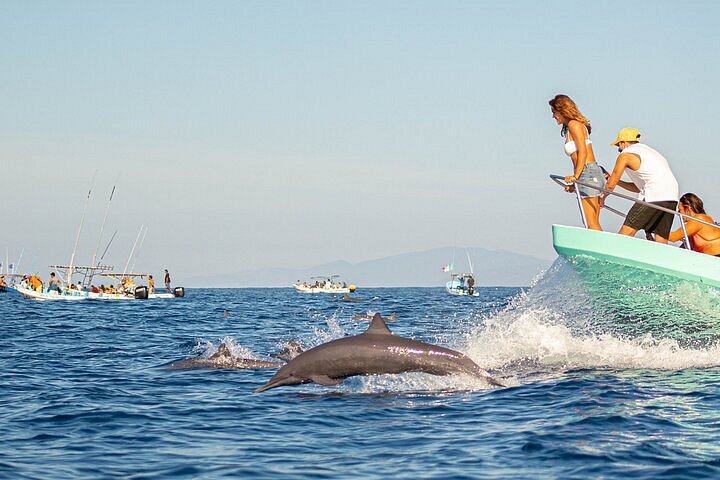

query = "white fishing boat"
[[293, 275, 356, 294], [446, 273, 479, 296], [443, 252, 479, 296], [10, 180, 184, 302], [550, 174, 720, 288]]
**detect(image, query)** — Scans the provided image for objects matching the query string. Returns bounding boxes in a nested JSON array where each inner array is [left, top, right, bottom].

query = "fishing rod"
[[130, 227, 148, 274], [14, 248, 24, 274], [68, 172, 97, 286], [99, 230, 118, 262], [92, 179, 118, 267], [123, 225, 144, 276]]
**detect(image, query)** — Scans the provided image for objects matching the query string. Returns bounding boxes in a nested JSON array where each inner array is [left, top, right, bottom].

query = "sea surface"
[[3, 259, 720, 479]]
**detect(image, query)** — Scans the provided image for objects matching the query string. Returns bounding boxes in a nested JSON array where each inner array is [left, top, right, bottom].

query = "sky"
[[2, 1, 720, 282]]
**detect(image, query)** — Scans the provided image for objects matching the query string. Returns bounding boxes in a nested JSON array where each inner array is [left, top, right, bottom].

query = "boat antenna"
[[69, 172, 97, 286], [99, 230, 118, 262], [130, 227, 148, 273], [123, 225, 144, 276], [92, 178, 118, 267]]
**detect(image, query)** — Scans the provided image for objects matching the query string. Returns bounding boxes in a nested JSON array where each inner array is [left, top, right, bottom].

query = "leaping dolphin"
[[163, 343, 281, 371], [254, 313, 503, 393]]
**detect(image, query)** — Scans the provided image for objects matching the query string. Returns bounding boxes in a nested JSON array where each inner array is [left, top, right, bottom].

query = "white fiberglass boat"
[[293, 275, 356, 294]]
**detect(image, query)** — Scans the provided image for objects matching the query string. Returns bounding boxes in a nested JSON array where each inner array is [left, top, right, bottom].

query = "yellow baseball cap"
[[610, 127, 641, 146]]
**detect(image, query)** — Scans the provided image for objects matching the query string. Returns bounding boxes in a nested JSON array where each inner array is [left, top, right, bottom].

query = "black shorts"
[[623, 201, 678, 238]]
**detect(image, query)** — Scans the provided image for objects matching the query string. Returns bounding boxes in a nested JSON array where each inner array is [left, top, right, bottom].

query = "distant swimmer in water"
[[669, 193, 720, 256], [549, 94, 605, 231]]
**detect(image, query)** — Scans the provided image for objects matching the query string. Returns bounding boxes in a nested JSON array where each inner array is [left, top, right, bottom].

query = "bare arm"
[[605, 153, 640, 193], [669, 219, 702, 243]]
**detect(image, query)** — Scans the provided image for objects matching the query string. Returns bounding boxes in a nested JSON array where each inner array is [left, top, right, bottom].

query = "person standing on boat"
[[148, 275, 155, 294], [602, 128, 679, 244], [549, 94, 606, 231], [467, 275, 475, 296], [47, 272, 62, 293], [164, 269, 171, 293], [668, 193, 720, 256]]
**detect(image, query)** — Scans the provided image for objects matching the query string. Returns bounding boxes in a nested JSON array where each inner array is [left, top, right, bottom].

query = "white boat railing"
[[550, 173, 720, 250]]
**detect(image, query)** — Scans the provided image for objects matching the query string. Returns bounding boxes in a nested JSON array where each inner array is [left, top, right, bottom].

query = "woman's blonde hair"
[[549, 94, 592, 137]]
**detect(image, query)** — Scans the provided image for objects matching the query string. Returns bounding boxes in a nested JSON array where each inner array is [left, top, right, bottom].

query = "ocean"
[[3, 258, 720, 479]]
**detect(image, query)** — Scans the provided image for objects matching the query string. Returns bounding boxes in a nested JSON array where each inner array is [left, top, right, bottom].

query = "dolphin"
[[163, 343, 281, 371], [254, 313, 503, 393], [352, 312, 397, 322], [340, 294, 364, 303], [270, 340, 304, 363]]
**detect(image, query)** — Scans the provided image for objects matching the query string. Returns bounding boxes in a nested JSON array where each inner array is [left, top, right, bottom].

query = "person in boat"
[[467, 275, 475, 296], [29, 275, 43, 292], [47, 272, 62, 293], [549, 94, 606, 231], [668, 193, 720, 256], [164, 269, 171, 293], [0, 275, 7, 288], [148, 275, 155, 294], [602, 128, 679, 244]]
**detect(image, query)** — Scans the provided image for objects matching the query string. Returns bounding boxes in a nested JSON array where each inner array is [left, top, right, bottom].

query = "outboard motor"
[[134, 285, 149, 299], [173, 286, 185, 298]]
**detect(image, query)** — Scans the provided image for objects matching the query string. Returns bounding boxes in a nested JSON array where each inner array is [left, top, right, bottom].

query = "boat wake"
[[466, 258, 720, 377]]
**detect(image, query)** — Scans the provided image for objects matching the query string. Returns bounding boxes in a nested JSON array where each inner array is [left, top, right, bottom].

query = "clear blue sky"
[[2, 1, 719, 280]]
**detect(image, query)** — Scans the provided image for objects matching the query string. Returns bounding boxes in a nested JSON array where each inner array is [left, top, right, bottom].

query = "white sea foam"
[[465, 260, 720, 373]]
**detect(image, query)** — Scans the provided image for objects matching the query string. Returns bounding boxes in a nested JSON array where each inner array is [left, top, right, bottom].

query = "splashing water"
[[465, 257, 720, 377]]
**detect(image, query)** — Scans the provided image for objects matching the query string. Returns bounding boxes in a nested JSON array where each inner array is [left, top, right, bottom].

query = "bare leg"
[[582, 197, 602, 231], [654, 234, 669, 244], [618, 225, 638, 237]]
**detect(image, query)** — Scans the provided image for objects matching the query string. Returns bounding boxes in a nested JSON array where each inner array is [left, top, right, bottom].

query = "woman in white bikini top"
[[549, 94, 605, 231]]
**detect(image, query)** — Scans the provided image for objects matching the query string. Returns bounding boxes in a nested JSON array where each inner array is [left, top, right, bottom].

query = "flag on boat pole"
[[441, 264, 454, 272]]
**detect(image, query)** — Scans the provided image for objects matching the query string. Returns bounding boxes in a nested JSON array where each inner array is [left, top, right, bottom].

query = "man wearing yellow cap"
[[602, 128, 679, 243]]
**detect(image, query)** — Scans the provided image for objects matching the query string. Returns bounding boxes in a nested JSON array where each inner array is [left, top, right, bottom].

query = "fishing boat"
[[10, 180, 185, 301], [443, 252, 479, 296], [446, 273, 479, 296], [293, 275, 356, 294], [550, 174, 720, 288]]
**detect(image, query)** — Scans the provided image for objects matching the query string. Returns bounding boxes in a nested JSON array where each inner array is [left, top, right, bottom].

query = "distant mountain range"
[[186, 247, 553, 288]]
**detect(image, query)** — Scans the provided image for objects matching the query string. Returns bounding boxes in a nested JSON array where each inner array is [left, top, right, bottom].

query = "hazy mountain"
[[186, 247, 552, 288]]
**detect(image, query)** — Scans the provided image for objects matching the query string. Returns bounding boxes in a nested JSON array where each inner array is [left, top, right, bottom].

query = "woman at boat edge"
[[669, 193, 720, 256], [549, 94, 606, 230]]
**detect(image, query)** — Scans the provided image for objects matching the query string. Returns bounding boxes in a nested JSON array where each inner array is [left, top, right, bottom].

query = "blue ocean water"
[[3, 259, 720, 479]]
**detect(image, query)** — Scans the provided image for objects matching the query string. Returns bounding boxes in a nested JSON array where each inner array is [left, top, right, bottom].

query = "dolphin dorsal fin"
[[364, 313, 393, 335]]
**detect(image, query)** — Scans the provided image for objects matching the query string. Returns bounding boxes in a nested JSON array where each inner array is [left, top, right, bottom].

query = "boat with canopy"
[[293, 275, 356, 294], [444, 252, 479, 296]]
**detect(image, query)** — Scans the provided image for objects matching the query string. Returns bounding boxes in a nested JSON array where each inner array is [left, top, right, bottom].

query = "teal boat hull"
[[552, 224, 720, 289]]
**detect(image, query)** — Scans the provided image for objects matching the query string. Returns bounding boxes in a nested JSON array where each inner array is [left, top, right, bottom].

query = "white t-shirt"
[[623, 143, 679, 202]]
